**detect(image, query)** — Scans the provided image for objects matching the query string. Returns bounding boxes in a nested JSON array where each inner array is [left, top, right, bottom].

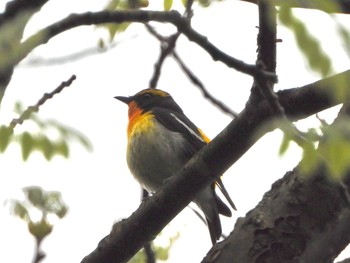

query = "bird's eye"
[[143, 93, 152, 99]]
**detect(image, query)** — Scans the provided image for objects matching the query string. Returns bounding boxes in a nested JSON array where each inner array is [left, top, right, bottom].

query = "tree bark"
[[203, 105, 350, 263]]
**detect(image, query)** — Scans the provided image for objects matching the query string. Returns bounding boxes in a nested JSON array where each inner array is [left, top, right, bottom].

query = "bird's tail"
[[194, 182, 235, 245]]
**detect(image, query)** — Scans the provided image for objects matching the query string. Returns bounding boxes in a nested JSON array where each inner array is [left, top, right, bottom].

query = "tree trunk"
[[203, 106, 350, 263]]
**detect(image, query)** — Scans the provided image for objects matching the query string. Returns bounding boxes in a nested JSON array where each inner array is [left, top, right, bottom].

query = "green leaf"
[[37, 136, 54, 160], [164, 0, 173, 10], [337, 22, 350, 57], [299, 142, 319, 175], [326, 140, 350, 179], [55, 140, 69, 158], [279, 133, 291, 156], [12, 201, 29, 221], [0, 125, 13, 152], [46, 120, 92, 151], [106, 22, 131, 41], [198, 0, 211, 7], [279, 4, 333, 77], [55, 205, 68, 219], [44, 191, 68, 218], [24, 186, 45, 209], [21, 132, 33, 161]]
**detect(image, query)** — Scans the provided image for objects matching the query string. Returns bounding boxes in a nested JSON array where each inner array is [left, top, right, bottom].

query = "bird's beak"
[[114, 96, 132, 104]]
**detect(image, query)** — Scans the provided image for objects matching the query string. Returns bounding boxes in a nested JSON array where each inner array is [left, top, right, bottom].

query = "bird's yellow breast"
[[127, 101, 155, 138]]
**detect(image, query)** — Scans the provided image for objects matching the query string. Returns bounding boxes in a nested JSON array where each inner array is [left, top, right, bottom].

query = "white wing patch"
[[170, 113, 205, 143]]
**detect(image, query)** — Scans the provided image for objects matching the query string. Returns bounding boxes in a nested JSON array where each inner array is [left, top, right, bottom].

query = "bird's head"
[[115, 89, 183, 114]]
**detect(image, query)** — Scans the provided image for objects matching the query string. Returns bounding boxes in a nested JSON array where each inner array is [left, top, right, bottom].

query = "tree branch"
[[81, 69, 349, 263], [0, 0, 48, 25], [145, 23, 238, 117], [5, 10, 276, 83], [0, 0, 49, 102], [172, 51, 238, 118], [202, 103, 350, 263], [9, 74, 76, 129]]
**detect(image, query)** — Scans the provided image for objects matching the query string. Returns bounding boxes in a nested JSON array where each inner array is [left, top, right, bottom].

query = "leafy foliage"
[[8, 186, 68, 242], [99, 0, 149, 41], [317, 116, 350, 180], [0, 102, 91, 161], [278, 3, 333, 77], [129, 232, 179, 263], [99, 0, 224, 43], [279, 115, 350, 180]]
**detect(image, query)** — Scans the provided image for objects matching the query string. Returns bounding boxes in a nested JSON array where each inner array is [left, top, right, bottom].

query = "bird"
[[115, 88, 236, 244]]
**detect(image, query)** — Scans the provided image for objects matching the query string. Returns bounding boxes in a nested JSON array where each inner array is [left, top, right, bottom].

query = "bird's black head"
[[115, 89, 183, 113]]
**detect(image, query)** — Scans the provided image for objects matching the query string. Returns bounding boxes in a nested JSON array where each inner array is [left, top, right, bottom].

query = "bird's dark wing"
[[153, 107, 237, 212], [152, 107, 207, 155]]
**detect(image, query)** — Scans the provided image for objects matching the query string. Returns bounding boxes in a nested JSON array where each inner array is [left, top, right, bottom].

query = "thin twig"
[[32, 239, 45, 263], [144, 23, 165, 41], [146, 23, 238, 117], [148, 31, 180, 89], [184, 0, 194, 19], [9, 74, 76, 129], [172, 51, 238, 118]]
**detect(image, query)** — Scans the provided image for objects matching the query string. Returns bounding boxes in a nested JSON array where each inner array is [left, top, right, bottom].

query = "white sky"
[[0, 0, 349, 262]]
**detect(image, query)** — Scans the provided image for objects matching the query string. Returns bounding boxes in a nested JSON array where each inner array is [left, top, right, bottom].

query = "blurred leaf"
[[164, 0, 173, 10], [129, 231, 179, 262], [28, 219, 53, 241], [98, 0, 149, 42], [98, 38, 106, 50], [299, 141, 319, 175], [55, 205, 68, 219], [198, 0, 211, 7], [21, 131, 33, 160], [279, 4, 333, 77], [327, 140, 350, 179], [106, 22, 131, 41], [11, 201, 30, 221], [317, 117, 350, 180], [46, 119, 92, 151], [336, 21, 350, 57], [278, 133, 290, 156], [37, 135, 54, 160], [24, 186, 46, 209], [44, 191, 68, 218], [129, 248, 146, 263], [308, 0, 341, 13], [0, 125, 13, 152], [55, 140, 69, 158]]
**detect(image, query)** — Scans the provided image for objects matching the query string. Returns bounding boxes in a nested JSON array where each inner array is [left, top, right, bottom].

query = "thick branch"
[[202, 167, 350, 262], [257, 0, 277, 73], [0, 0, 48, 25], [202, 104, 350, 263], [6, 10, 275, 82], [81, 70, 349, 263], [0, 0, 49, 102]]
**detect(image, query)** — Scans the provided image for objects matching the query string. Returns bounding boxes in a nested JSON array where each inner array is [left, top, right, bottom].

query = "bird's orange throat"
[[127, 101, 154, 137]]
